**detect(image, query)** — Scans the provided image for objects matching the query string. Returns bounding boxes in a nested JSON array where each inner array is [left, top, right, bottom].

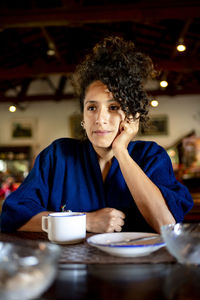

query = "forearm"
[[116, 149, 175, 233], [18, 211, 51, 232]]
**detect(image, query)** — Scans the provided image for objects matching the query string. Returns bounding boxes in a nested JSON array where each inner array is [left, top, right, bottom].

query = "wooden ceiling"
[[0, 0, 200, 105]]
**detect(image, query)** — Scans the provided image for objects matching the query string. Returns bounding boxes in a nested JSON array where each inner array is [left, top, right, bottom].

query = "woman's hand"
[[112, 114, 140, 157], [86, 208, 125, 233]]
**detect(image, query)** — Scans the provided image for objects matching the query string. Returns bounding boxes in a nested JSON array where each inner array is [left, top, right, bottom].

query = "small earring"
[[81, 121, 85, 127]]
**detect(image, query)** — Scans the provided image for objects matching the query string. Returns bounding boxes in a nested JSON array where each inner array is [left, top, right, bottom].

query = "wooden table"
[[0, 232, 200, 300]]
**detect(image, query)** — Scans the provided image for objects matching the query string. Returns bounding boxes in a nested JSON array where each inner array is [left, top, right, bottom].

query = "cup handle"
[[42, 216, 48, 233]]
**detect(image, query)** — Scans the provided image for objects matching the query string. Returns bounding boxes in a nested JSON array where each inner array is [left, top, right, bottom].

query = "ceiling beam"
[[0, 63, 75, 80], [1, 87, 200, 104], [0, 94, 76, 103], [150, 87, 200, 96], [0, 58, 200, 80], [17, 78, 32, 97], [55, 76, 68, 100], [41, 27, 61, 61], [155, 59, 200, 72], [0, 3, 200, 29]]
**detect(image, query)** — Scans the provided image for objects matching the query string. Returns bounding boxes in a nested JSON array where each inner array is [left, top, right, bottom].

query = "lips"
[[93, 130, 112, 135]]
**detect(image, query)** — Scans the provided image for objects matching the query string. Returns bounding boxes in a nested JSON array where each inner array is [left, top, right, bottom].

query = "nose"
[[95, 107, 109, 124]]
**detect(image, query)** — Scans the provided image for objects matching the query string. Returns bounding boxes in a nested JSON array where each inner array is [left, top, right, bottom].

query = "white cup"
[[42, 212, 86, 244]]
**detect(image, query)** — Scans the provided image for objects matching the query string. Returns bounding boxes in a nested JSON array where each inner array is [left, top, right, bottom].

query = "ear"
[[81, 120, 85, 128]]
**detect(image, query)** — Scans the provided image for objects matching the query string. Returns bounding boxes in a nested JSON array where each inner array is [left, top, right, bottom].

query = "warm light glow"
[[160, 80, 168, 88], [9, 105, 16, 112], [47, 48, 55, 56], [177, 44, 186, 52], [168, 149, 176, 157], [151, 100, 159, 107]]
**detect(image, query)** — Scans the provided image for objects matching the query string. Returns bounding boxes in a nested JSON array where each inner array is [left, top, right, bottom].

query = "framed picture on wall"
[[138, 115, 168, 136], [11, 118, 37, 139]]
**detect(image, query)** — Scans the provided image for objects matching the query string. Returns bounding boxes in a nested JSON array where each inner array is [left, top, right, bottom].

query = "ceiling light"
[[160, 80, 168, 88], [47, 48, 56, 56], [9, 105, 17, 112], [151, 100, 159, 107], [177, 44, 186, 52]]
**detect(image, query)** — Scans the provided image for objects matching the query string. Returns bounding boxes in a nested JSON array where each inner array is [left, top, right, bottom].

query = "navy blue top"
[[1, 138, 193, 232]]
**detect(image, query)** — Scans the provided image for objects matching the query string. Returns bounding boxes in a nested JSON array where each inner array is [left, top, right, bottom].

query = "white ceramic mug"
[[42, 212, 86, 244]]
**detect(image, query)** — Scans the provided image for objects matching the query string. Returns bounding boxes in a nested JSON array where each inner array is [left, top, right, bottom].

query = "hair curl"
[[73, 36, 156, 124]]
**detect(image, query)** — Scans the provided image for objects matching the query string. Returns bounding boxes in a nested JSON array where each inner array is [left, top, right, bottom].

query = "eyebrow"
[[84, 99, 117, 105]]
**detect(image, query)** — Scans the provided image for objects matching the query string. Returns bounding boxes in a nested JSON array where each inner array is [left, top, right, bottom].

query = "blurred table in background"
[[184, 192, 200, 222]]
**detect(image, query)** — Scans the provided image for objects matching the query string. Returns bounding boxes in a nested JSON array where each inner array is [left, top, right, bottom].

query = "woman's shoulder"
[[128, 140, 171, 170], [130, 140, 164, 151], [129, 140, 167, 159], [40, 138, 87, 158], [51, 137, 82, 147]]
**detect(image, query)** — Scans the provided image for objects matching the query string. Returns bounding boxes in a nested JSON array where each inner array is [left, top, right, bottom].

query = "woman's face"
[[83, 80, 125, 150]]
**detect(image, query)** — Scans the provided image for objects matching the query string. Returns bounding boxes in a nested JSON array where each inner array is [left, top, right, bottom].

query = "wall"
[[0, 94, 199, 159], [0, 99, 80, 158], [140, 94, 200, 148]]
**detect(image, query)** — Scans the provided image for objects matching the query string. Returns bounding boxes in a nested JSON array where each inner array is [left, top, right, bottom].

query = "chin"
[[88, 134, 116, 149], [95, 142, 112, 149], [91, 139, 113, 150]]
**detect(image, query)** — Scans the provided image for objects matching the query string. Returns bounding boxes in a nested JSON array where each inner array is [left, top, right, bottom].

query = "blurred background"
[[0, 0, 200, 218]]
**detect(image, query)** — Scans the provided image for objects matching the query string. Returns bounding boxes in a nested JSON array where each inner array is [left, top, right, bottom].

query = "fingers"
[[126, 112, 140, 123], [106, 225, 122, 233], [105, 208, 125, 232], [125, 118, 140, 136], [120, 117, 139, 132], [86, 208, 126, 233], [109, 208, 125, 219], [115, 224, 123, 232]]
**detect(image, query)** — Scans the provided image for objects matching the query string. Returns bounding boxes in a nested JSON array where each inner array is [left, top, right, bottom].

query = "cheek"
[[118, 111, 126, 121], [83, 113, 92, 124], [83, 118, 93, 134], [113, 113, 124, 125], [111, 119, 121, 134]]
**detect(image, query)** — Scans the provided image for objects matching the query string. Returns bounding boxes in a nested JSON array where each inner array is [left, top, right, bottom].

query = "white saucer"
[[87, 232, 165, 257]]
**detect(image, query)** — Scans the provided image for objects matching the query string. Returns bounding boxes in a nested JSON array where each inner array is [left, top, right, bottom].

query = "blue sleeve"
[[1, 147, 52, 232], [142, 143, 193, 222]]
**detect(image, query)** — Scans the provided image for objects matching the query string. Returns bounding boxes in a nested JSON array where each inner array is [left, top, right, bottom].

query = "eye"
[[87, 105, 96, 111], [109, 105, 120, 111]]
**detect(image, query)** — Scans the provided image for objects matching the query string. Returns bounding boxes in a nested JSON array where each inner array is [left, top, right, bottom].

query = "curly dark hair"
[[73, 36, 156, 124]]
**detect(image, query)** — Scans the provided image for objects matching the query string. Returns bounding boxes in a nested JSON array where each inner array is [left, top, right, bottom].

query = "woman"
[[1, 36, 193, 233]]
